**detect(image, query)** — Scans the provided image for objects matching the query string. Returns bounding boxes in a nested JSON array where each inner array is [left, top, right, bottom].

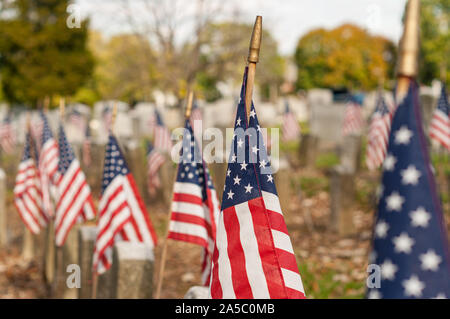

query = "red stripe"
[[167, 232, 208, 247], [223, 205, 253, 298], [172, 192, 203, 205], [247, 198, 288, 299]]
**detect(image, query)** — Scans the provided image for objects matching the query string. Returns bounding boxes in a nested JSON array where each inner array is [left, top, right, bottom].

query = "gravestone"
[[43, 221, 56, 285], [0, 168, 6, 248], [329, 165, 356, 235], [184, 286, 209, 299], [96, 268, 114, 299], [78, 225, 97, 299], [299, 134, 319, 167], [274, 157, 292, 214], [21, 227, 35, 261], [339, 135, 362, 174], [111, 242, 154, 299], [419, 92, 437, 135]]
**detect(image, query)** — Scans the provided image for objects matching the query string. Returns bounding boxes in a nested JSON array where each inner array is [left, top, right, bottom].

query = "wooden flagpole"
[[245, 16, 262, 123], [154, 90, 194, 299], [395, 0, 420, 101]]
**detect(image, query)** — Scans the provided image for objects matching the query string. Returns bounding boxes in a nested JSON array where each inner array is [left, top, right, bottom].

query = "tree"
[[294, 24, 396, 90], [418, 0, 449, 84], [0, 0, 94, 107]]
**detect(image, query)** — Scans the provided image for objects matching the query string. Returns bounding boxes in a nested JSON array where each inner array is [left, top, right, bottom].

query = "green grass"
[[314, 152, 339, 170], [299, 176, 329, 198]]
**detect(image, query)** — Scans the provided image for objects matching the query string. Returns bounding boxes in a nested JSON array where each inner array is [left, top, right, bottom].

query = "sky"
[[75, 0, 408, 55]]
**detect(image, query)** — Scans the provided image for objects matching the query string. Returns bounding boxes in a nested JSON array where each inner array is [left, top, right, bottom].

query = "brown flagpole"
[[154, 90, 195, 299], [395, 0, 420, 102], [245, 16, 262, 123]]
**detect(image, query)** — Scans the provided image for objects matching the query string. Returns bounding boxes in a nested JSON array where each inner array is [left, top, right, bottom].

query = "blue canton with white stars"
[[436, 84, 449, 115], [21, 133, 32, 162], [374, 94, 390, 117], [101, 135, 130, 194], [221, 69, 277, 211], [176, 120, 214, 200], [57, 126, 76, 175], [367, 83, 450, 299], [40, 112, 54, 146]]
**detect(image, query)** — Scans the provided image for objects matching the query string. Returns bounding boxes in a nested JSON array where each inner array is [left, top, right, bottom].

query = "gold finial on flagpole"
[[185, 90, 194, 119], [396, 0, 420, 100], [59, 97, 65, 118], [245, 16, 262, 122]]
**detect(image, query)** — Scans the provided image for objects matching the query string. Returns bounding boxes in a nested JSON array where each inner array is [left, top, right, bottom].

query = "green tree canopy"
[[418, 0, 449, 84], [294, 24, 396, 90], [0, 0, 94, 107]]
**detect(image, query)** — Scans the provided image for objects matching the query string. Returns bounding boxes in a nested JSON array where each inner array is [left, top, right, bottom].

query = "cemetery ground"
[[0, 143, 448, 299]]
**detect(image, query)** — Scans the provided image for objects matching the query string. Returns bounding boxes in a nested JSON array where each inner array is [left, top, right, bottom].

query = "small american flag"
[[168, 119, 220, 285], [38, 112, 59, 217], [93, 134, 158, 274], [54, 125, 96, 246], [366, 94, 393, 170], [146, 140, 165, 196], [429, 84, 449, 151], [153, 109, 172, 153], [367, 82, 450, 299], [282, 100, 301, 142], [190, 100, 203, 139], [14, 132, 47, 234], [0, 113, 16, 154], [69, 109, 86, 132], [82, 124, 92, 167], [30, 114, 44, 153], [209, 69, 305, 299], [343, 97, 364, 136]]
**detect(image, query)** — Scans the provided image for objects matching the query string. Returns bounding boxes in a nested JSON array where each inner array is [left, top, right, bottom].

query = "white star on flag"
[[401, 165, 421, 185], [410, 207, 431, 228], [381, 259, 398, 280], [393, 232, 415, 254], [394, 126, 413, 145], [403, 275, 425, 297], [420, 250, 442, 271], [386, 192, 405, 211]]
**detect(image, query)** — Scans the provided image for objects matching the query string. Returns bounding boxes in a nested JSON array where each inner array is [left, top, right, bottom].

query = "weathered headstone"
[[339, 135, 362, 174], [184, 286, 209, 299], [329, 165, 356, 235], [275, 157, 292, 213], [111, 241, 154, 299], [299, 134, 319, 167], [95, 268, 114, 299], [43, 221, 56, 285], [78, 225, 97, 299], [419, 92, 437, 134], [0, 168, 6, 248]]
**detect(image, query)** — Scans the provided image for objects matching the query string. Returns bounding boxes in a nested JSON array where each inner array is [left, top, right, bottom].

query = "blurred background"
[[0, 0, 448, 299]]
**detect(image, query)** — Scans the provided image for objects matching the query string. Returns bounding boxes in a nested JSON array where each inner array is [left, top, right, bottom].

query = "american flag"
[[366, 94, 393, 170], [146, 140, 165, 196], [342, 97, 364, 136], [429, 84, 450, 151], [0, 113, 16, 154], [38, 112, 59, 217], [30, 114, 44, 153], [282, 100, 301, 142], [82, 124, 92, 167], [93, 134, 158, 274], [153, 109, 172, 153], [69, 109, 86, 132], [367, 82, 450, 299], [54, 125, 96, 246], [168, 119, 220, 285], [209, 69, 305, 299], [14, 132, 47, 234]]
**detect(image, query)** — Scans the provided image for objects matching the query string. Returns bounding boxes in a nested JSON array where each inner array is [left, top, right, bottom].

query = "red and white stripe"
[[39, 138, 59, 217], [343, 102, 364, 136], [93, 174, 158, 274], [366, 112, 392, 170], [54, 160, 96, 246], [169, 181, 220, 285], [154, 126, 172, 153], [282, 113, 301, 142], [14, 159, 48, 234], [147, 150, 165, 196], [429, 108, 450, 151], [209, 191, 305, 299]]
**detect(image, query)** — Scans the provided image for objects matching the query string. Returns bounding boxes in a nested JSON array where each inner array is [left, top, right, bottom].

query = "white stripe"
[[171, 201, 206, 219], [235, 202, 271, 298], [215, 211, 235, 298], [15, 198, 40, 234], [55, 169, 85, 226], [173, 182, 202, 198], [281, 268, 305, 293], [261, 191, 282, 215], [271, 229, 294, 254], [169, 221, 208, 240]]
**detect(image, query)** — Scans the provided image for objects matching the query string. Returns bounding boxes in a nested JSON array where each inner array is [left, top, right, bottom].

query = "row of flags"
[[6, 77, 450, 298]]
